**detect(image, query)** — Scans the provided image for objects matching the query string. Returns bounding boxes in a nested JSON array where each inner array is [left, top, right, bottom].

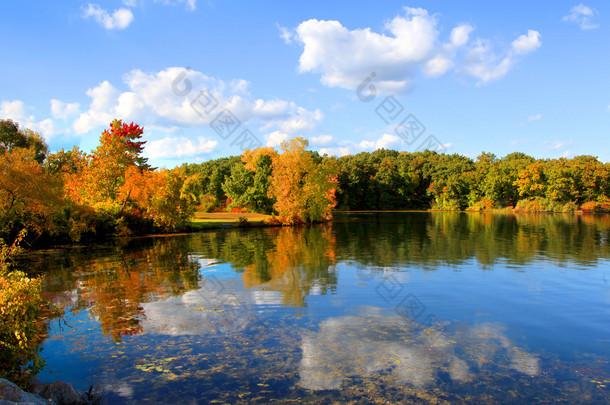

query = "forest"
[[2, 118, 610, 247]]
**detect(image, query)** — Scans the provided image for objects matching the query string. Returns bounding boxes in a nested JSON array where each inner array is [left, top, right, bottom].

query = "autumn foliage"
[[0, 119, 199, 244], [0, 230, 60, 386]]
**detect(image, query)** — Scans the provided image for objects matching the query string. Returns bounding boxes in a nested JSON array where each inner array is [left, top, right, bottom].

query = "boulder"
[[30, 382, 83, 405], [0, 378, 51, 405]]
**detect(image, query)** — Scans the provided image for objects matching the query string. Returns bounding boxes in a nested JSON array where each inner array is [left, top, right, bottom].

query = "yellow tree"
[[268, 138, 338, 224], [0, 148, 64, 239]]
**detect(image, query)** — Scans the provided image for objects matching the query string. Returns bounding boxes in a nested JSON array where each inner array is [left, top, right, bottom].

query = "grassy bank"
[[189, 212, 274, 230]]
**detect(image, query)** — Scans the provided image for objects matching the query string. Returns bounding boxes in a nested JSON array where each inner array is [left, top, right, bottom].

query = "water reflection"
[[141, 277, 262, 335], [333, 211, 610, 268], [190, 225, 338, 306], [27, 238, 202, 341], [299, 309, 539, 391], [20, 212, 610, 403]]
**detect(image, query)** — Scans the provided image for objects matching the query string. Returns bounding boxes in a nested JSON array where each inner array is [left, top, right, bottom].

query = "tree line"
[[3, 117, 610, 245], [184, 147, 610, 215]]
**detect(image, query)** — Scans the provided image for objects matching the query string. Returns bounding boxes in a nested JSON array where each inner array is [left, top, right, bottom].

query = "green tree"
[[0, 119, 48, 164]]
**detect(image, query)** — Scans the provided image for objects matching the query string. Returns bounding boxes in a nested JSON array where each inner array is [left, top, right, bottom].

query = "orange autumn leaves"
[[61, 120, 197, 235]]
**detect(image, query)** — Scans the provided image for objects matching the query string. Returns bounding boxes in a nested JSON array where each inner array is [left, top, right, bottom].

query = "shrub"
[[466, 197, 495, 212], [581, 198, 610, 213], [0, 231, 60, 387], [515, 197, 564, 212], [562, 201, 578, 213], [236, 216, 249, 227], [198, 194, 218, 213]]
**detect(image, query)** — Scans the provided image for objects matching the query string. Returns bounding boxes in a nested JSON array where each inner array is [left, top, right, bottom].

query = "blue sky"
[[1, 1, 609, 168]]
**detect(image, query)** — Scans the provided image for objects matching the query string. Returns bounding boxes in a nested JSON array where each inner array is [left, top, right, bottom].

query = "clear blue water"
[[23, 212, 610, 403]]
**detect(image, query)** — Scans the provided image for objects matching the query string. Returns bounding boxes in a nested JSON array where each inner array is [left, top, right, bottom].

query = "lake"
[[22, 212, 610, 404]]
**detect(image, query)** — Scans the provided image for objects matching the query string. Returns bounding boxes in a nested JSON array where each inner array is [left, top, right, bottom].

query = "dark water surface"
[[21, 212, 610, 404]]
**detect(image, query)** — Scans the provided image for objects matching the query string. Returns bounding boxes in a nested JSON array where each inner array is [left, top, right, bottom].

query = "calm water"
[[21, 212, 610, 404]]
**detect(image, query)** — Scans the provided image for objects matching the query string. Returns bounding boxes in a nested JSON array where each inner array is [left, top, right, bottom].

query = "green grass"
[[189, 212, 273, 229]]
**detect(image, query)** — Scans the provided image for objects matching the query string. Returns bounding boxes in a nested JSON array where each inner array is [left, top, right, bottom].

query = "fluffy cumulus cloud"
[[511, 30, 542, 54], [318, 146, 351, 157], [146, 136, 217, 158], [69, 67, 322, 158], [73, 81, 120, 134], [0, 100, 59, 140], [309, 134, 332, 145], [563, 4, 599, 30], [83, 1, 196, 30], [360, 133, 401, 150], [265, 130, 289, 147], [0, 100, 27, 121], [73, 68, 321, 133], [290, 7, 541, 92], [50, 99, 80, 120], [82, 4, 134, 30]]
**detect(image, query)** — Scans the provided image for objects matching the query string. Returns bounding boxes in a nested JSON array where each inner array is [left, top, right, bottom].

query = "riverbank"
[[189, 211, 274, 229]]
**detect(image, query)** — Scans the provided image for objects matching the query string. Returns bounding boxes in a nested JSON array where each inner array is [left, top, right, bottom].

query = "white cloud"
[[423, 54, 454, 77], [318, 146, 351, 157], [0, 100, 60, 140], [300, 314, 539, 391], [277, 24, 294, 44], [518, 113, 543, 126], [0, 100, 27, 121], [72, 67, 322, 139], [265, 131, 289, 147], [606, 105, 610, 112], [310, 134, 332, 145], [360, 133, 401, 150], [146, 136, 216, 158], [272, 107, 323, 133], [450, 24, 474, 47], [73, 81, 119, 134], [543, 140, 571, 150], [511, 30, 542, 54], [50, 99, 80, 119], [461, 30, 540, 84], [291, 8, 540, 92], [527, 113, 543, 122], [563, 4, 599, 30], [83, 4, 134, 30], [294, 8, 438, 94], [29, 119, 59, 139], [154, 0, 196, 11]]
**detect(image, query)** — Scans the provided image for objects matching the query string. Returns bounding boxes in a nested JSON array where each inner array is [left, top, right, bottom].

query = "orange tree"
[[0, 139, 65, 242], [62, 120, 197, 234]]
